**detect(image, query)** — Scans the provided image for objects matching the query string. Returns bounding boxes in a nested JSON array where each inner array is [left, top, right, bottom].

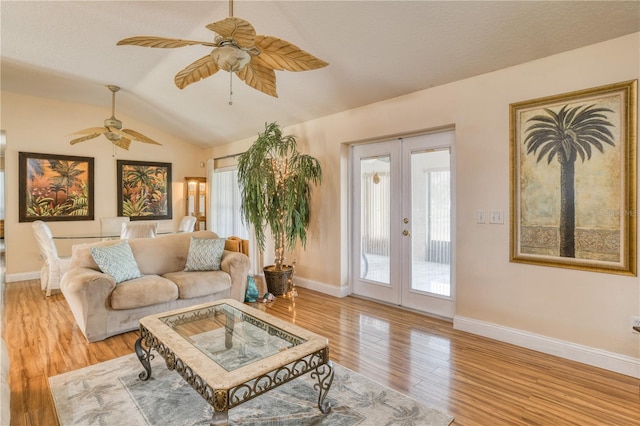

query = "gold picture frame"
[[510, 80, 637, 275]]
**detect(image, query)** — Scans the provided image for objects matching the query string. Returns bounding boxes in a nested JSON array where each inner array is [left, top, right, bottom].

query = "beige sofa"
[[61, 230, 250, 342]]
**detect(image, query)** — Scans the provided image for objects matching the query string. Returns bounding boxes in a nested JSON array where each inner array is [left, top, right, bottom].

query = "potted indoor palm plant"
[[237, 122, 322, 295]]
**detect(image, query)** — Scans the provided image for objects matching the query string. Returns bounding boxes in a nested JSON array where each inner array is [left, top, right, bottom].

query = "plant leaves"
[[237, 122, 322, 260]]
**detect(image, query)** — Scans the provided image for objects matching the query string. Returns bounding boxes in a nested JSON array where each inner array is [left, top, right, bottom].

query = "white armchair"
[[178, 216, 197, 233], [120, 220, 159, 239], [31, 220, 72, 296]]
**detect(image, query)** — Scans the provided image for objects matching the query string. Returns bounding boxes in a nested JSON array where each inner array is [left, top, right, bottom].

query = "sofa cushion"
[[90, 241, 142, 284], [184, 237, 225, 271], [110, 275, 178, 310], [163, 270, 231, 299]]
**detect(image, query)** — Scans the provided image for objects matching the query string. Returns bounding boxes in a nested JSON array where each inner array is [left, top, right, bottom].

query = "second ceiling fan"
[[117, 0, 328, 98], [69, 85, 162, 150]]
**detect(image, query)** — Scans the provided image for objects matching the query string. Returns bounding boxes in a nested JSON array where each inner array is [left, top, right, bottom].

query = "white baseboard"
[[6, 271, 39, 283], [293, 276, 350, 298], [454, 315, 640, 379]]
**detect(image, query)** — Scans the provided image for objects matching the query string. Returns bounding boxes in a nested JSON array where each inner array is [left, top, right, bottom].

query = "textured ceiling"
[[2, 1, 639, 146]]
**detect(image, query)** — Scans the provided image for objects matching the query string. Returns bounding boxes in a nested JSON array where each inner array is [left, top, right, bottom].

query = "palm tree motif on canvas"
[[121, 165, 169, 217], [524, 104, 614, 258], [26, 158, 90, 217]]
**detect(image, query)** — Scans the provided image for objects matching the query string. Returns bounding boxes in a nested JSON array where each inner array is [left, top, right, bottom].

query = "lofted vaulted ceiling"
[[1, 1, 639, 147]]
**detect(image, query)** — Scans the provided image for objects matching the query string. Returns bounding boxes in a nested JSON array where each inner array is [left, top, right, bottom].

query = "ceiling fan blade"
[[206, 17, 256, 47], [117, 36, 218, 49], [108, 127, 161, 147], [113, 138, 132, 150], [254, 36, 328, 71], [69, 133, 103, 145], [69, 127, 109, 136], [121, 129, 162, 146], [108, 127, 132, 139], [174, 55, 220, 89], [236, 62, 278, 97]]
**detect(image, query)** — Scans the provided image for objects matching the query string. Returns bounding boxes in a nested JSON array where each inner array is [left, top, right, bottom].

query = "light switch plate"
[[477, 210, 486, 224], [489, 210, 504, 224]]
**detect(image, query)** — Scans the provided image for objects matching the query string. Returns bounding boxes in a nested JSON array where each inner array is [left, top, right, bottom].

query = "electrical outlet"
[[632, 316, 640, 333]]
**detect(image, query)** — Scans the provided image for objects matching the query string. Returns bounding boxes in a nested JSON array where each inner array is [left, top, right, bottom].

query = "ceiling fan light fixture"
[[210, 45, 251, 72], [105, 132, 121, 142]]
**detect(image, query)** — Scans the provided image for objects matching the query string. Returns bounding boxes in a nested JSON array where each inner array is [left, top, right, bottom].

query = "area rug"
[[49, 353, 454, 426]]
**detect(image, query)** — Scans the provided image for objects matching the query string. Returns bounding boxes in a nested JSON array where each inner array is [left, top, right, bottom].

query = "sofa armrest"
[[60, 267, 117, 341], [220, 251, 251, 302]]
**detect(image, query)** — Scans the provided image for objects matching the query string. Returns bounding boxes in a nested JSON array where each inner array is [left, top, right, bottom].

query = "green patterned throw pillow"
[[184, 237, 225, 271], [90, 240, 142, 284]]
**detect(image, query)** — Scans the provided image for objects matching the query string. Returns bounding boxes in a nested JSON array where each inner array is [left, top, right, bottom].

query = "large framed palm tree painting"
[[510, 80, 637, 275], [117, 160, 172, 220], [19, 152, 94, 222]]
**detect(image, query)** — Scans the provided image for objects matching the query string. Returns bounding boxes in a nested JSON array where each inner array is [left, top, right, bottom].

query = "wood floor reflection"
[[3, 279, 639, 425]]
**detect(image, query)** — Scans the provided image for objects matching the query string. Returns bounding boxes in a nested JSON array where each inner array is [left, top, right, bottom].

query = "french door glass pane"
[[360, 156, 390, 284], [411, 149, 451, 296]]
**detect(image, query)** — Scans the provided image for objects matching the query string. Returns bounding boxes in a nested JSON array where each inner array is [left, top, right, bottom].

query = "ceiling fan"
[[116, 0, 328, 98], [69, 85, 162, 150]]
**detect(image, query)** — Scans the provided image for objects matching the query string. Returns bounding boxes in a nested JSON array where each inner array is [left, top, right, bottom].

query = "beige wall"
[[210, 33, 640, 361], [2, 91, 207, 276]]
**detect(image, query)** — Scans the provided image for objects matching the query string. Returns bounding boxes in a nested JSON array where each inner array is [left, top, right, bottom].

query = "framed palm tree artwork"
[[117, 160, 172, 220], [510, 80, 637, 275], [19, 152, 94, 222]]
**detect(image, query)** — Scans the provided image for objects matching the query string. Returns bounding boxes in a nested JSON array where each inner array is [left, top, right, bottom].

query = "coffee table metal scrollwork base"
[[134, 300, 334, 426]]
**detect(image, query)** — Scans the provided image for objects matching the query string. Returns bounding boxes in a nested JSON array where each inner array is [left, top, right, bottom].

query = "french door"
[[350, 130, 455, 318]]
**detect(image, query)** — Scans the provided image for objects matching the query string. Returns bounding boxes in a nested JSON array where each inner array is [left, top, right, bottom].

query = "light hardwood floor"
[[2, 279, 639, 425]]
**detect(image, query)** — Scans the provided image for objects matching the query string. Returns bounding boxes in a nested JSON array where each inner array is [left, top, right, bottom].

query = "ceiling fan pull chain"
[[229, 72, 233, 106]]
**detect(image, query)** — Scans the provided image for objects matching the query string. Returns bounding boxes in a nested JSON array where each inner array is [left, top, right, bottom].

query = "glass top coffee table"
[[134, 299, 333, 426]]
